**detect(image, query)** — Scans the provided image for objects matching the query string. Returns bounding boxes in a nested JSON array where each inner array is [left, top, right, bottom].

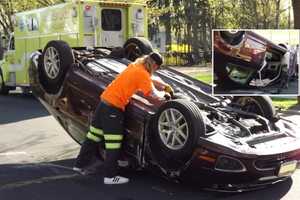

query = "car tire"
[[220, 31, 245, 46], [39, 40, 74, 94], [232, 96, 276, 120], [0, 69, 9, 95], [123, 37, 153, 61], [149, 100, 206, 170]]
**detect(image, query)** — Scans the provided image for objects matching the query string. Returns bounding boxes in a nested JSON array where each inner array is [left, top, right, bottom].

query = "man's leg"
[[101, 105, 128, 184], [74, 126, 104, 172], [74, 103, 105, 172], [103, 134, 123, 177]]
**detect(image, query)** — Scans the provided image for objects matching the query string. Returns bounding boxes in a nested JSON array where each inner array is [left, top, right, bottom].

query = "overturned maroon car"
[[214, 30, 298, 92], [29, 39, 300, 192]]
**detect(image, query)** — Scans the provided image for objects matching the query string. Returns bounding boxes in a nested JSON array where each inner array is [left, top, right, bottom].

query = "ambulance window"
[[27, 17, 38, 31], [101, 9, 121, 31], [9, 36, 15, 50], [32, 18, 39, 31]]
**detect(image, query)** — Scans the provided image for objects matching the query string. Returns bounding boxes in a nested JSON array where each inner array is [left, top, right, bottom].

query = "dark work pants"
[[74, 103, 105, 169], [74, 101, 124, 178]]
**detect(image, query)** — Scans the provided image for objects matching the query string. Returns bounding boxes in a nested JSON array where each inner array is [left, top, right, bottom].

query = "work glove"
[[164, 85, 174, 97]]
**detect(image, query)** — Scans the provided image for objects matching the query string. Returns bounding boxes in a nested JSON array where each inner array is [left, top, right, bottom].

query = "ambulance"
[[0, 0, 150, 94]]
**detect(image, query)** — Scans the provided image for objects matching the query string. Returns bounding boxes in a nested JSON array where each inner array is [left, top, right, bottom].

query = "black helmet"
[[149, 52, 163, 66]]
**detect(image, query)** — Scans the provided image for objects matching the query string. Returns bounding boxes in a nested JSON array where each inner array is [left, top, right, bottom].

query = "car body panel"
[[214, 31, 286, 69], [29, 51, 300, 191]]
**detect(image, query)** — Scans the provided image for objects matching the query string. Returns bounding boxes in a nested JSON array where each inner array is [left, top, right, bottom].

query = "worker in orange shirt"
[[73, 52, 173, 184]]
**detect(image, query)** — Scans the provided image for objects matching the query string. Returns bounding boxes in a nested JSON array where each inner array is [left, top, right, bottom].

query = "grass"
[[271, 97, 298, 110], [194, 73, 212, 84]]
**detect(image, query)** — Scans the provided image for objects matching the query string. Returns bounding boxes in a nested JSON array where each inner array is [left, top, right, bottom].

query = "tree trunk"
[[292, 0, 300, 104], [164, 0, 172, 51], [275, 0, 280, 28], [292, 0, 300, 28]]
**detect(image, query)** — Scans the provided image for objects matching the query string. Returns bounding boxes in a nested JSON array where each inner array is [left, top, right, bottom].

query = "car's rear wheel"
[[123, 37, 153, 61], [0, 69, 9, 95], [149, 100, 205, 170], [39, 40, 74, 94], [232, 96, 276, 120], [219, 31, 245, 46]]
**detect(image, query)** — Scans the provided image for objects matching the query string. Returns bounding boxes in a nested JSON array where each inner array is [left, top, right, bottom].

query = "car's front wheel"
[[39, 40, 74, 94], [149, 100, 206, 170]]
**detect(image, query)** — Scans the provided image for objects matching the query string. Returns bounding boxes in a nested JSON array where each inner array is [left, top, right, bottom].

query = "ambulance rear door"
[[100, 8, 125, 48]]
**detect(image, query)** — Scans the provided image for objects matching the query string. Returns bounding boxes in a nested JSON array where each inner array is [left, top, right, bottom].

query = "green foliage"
[[208, 0, 291, 29], [148, 0, 292, 66], [148, 0, 212, 65], [271, 97, 298, 110], [194, 72, 213, 84]]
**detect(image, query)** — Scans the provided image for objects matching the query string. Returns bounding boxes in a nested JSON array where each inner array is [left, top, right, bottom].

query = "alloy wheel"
[[158, 108, 189, 150], [43, 47, 60, 79]]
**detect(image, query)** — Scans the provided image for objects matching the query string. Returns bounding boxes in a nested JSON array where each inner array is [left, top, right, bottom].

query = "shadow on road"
[[216, 179, 293, 200], [0, 92, 49, 124], [0, 158, 293, 200]]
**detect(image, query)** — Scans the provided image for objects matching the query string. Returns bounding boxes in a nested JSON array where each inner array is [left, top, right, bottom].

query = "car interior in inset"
[[213, 30, 299, 95]]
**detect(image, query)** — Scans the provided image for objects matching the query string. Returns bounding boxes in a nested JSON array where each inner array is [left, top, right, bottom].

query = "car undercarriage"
[[29, 41, 300, 192]]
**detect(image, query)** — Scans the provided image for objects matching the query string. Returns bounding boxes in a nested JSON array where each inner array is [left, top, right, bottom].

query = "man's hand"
[[164, 85, 174, 97]]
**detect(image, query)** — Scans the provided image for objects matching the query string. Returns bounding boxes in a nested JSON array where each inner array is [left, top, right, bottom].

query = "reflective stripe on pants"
[[86, 126, 104, 142], [104, 134, 123, 149]]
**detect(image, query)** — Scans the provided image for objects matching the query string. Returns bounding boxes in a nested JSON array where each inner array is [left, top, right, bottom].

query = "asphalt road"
[[0, 92, 300, 200]]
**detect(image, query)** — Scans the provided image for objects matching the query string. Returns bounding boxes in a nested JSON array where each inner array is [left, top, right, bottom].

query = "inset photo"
[[213, 29, 299, 96]]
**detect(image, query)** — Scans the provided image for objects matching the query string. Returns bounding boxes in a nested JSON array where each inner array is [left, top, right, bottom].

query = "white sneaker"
[[104, 176, 129, 185], [117, 160, 129, 167]]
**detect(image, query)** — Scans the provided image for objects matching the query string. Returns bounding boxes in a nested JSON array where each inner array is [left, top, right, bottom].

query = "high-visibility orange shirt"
[[100, 63, 152, 111]]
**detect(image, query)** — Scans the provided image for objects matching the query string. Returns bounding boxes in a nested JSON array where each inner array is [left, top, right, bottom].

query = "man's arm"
[[148, 83, 170, 101], [152, 76, 174, 95]]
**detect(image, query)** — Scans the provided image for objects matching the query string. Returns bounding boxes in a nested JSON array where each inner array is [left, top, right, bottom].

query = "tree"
[[292, 0, 300, 28], [0, 0, 14, 35], [292, 0, 300, 104]]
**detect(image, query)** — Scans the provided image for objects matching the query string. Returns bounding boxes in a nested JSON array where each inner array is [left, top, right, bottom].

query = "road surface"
[[0, 92, 299, 200]]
